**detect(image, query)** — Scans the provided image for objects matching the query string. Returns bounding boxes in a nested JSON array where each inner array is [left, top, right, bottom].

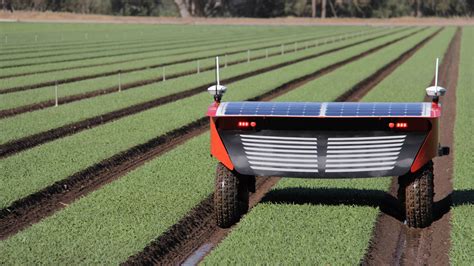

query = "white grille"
[[325, 135, 406, 173], [241, 134, 318, 173]]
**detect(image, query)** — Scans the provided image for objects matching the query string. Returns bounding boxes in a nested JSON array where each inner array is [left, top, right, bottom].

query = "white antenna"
[[216, 56, 220, 87], [426, 57, 446, 103], [208, 56, 227, 102]]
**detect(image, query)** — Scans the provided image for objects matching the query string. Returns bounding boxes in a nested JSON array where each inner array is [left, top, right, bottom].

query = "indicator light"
[[238, 121, 249, 127], [250, 122, 257, 127], [396, 122, 408, 128], [388, 122, 395, 128]]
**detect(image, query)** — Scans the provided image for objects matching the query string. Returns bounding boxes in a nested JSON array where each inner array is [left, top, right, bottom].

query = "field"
[[0, 20, 472, 264]]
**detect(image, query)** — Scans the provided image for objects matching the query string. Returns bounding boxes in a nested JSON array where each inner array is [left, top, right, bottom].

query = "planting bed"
[[0, 21, 471, 265]]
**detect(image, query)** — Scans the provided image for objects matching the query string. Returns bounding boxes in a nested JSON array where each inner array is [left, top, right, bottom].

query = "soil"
[[0, 27, 412, 157], [123, 28, 437, 264], [1, 11, 473, 26], [362, 27, 460, 265]]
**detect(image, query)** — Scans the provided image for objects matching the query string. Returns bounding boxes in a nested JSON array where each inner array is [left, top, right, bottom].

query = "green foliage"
[[0, 27, 413, 264], [0, 26, 369, 144], [363, 27, 455, 102], [5, 0, 179, 16], [0, 27, 406, 209], [450, 26, 474, 265]]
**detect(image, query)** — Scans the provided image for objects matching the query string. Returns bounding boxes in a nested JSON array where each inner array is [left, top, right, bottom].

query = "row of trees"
[[2, 0, 473, 17], [186, 0, 474, 17], [1, 0, 179, 16]]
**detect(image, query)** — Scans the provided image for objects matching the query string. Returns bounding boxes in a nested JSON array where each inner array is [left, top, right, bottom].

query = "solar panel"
[[217, 102, 430, 117], [221, 102, 322, 116], [324, 103, 425, 117]]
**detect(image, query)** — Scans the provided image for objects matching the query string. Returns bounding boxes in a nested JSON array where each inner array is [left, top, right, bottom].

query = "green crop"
[[0, 27, 375, 111], [450, 27, 474, 264], [0, 27, 359, 87], [0, 27, 446, 265], [0, 28, 404, 144], [0, 28, 414, 211]]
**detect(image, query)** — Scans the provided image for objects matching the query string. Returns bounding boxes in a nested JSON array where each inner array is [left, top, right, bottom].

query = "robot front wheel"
[[398, 161, 434, 228]]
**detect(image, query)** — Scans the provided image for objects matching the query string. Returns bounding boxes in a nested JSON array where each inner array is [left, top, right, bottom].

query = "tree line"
[[1, 0, 178, 16], [2, 0, 473, 17]]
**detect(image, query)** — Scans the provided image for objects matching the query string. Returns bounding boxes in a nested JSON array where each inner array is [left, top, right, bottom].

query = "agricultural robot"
[[207, 57, 449, 228]]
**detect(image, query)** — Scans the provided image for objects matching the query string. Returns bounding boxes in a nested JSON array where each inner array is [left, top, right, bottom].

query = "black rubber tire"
[[214, 163, 249, 228], [398, 161, 434, 228]]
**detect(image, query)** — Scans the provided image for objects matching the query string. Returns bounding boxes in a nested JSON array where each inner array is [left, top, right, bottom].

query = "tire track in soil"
[[362, 27, 460, 266], [0, 29, 379, 119], [0, 27, 424, 159], [0, 27, 431, 241], [0, 28, 379, 90], [123, 28, 442, 265]]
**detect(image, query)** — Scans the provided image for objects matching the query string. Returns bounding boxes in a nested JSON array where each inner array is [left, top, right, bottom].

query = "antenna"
[[425, 57, 446, 104], [207, 56, 227, 103], [216, 56, 220, 86]]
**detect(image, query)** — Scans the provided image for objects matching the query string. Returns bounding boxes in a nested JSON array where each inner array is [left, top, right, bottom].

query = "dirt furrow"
[[362, 27, 460, 266], [123, 29, 440, 265], [0, 28, 421, 158], [0, 27, 423, 240], [0, 28, 378, 89]]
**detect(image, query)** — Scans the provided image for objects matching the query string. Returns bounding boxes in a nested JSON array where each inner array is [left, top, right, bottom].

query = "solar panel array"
[[324, 102, 425, 117], [218, 102, 430, 117], [222, 102, 322, 116]]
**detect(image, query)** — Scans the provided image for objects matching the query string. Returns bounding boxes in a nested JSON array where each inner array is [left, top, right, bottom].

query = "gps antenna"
[[216, 57, 220, 100], [426, 57, 446, 104], [207, 56, 227, 103]]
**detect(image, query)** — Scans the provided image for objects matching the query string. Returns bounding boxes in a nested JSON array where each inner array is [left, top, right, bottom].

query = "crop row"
[[0, 27, 417, 212], [0, 27, 381, 112], [0, 27, 447, 264], [2, 28, 362, 88], [0, 27, 367, 82], [450, 27, 474, 264], [0, 28, 405, 145], [1, 25, 312, 61], [0, 23, 236, 50], [1, 28, 334, 70], [203, 27, 456, 264]]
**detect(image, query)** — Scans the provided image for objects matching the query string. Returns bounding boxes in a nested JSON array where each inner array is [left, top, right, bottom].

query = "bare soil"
[[0, 28, 411, 157], [362, 27, 460, 265], [1, 11, 473, 26], [123, 29, 437, 264]]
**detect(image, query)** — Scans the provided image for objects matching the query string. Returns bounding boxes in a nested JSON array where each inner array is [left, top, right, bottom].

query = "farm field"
[[0, 21, 472, 265]]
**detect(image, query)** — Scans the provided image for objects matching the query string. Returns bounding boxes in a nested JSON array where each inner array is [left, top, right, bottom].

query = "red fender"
[[210, 118, 234, 170], [410, 119, 438, 173]]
